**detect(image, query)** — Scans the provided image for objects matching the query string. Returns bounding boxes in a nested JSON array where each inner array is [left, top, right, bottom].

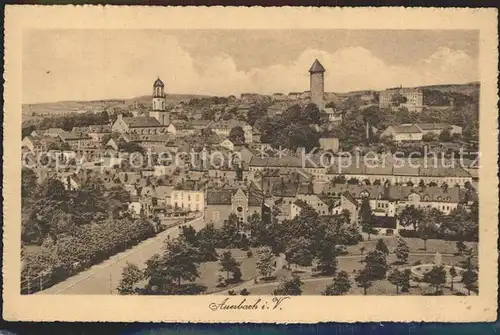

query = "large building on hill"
[[309, 59, 326, 110], [379, 86, 424, 112]]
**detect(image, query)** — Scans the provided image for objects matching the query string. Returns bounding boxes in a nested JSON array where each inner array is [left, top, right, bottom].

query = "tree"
[[387, 268, 403, 294], [364, 250, 389, 280], [117, 262, 144, 295], [273, 274, 303, 296], [359, 197, 376, 240], [247, 104, 268, 126], [347, 177, 359, 185], [422, 132, 437, 142], [418, 221, 431, 251], [398, 205, 424, 231], [285, 237, 314, 269], [439, 129, 452, 142], [461, 257, 478, 295], [22, 168, 38, 201], [303, 103, 321, 124], [449, 266, 458, 291], [322, 271, 351, 295], [355, 268, 373, 295], [456, 240, 469, 256], [395, 238, 410, 264], [314, 242, 338, 275], [256, 246, 275, 279], [240, 288, 250, 295], [118, 141, 145, 154], [195, 222, 219, 261], [423, 265, 447, 295], [218, 251, 241, 282], [221, 214, 239, 246], [228, 126, 246, 144], [375, 239, 389, 256], [160, 238, 200, 289]]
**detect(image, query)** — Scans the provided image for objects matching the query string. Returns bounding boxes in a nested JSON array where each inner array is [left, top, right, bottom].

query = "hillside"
[[22, 94, 210, 121], [415, 82, 480, 95]]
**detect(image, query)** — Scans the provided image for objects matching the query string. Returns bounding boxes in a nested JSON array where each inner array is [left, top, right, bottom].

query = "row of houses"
[[248, 154, 474, 186], [381, 123, 462, 142]]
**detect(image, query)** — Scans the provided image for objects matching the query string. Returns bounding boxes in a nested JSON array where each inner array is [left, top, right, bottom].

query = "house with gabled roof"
[[205, 184, 264, 227], [381, 123, 462, 142], [112, 114, 168, 135]]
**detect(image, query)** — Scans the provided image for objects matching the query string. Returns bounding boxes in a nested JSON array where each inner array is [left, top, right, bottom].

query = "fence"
[[21, 272, 53, 295]]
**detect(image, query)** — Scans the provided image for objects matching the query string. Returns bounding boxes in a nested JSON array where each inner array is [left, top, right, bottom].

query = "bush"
[[22, 218, 158, 289], [247, 250, 253, 258], [386, 229, 394, 236]]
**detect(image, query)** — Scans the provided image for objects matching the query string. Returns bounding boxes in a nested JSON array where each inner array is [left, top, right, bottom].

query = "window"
[[237, 206, 243, 213], [196, 194, 200, 201], [212, 211, 220, 221]]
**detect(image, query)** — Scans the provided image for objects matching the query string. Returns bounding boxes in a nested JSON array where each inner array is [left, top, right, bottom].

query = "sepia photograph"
[[3, 6, 498, 322]]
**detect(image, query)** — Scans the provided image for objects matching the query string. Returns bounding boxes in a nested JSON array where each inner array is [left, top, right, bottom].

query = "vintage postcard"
[[3, 6, 498, 322]]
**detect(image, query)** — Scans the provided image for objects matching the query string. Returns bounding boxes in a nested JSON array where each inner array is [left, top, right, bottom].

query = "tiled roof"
[[128, 134, 171, 142], [392, 124, 422, 134], [209, 119, 250, 130], [207, 189, 233, 205], [59, 132, 91, 140], [154, 186, 174, 198], [72, 126, 90, 133], [309, 59, 326, 73], [153, 77, 164, 88], [332, 185, 461, 203], [44, 128, 66, 134], [191, 120, 211, 128], [341, 191, 358, 206], [329, 159, 472, 178], [249, 156, 321, 169], [123, 117, 162, 128], [415, 123, 450, 131], [89, 124, 112, 133]]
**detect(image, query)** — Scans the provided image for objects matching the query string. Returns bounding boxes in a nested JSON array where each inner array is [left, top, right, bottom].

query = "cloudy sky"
[[23, 30, 478, 103]]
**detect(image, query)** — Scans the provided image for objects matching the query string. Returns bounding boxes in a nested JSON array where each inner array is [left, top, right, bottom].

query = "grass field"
[[197, 248, 258, 293], [348, 237, 478, 256]]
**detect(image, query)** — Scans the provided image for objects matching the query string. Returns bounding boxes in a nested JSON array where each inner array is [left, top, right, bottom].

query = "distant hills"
[[22, 82, 479, 119], [22, 94, 209, 120], [415, 82, 480, 95]]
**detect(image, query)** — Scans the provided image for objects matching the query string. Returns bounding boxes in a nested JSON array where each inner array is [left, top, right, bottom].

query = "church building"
[[112, 78, 171, 135]]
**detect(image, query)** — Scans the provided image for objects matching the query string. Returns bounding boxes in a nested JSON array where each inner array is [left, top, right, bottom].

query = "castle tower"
[[150, 77, 170, 125], [309, 59, 325, 110]]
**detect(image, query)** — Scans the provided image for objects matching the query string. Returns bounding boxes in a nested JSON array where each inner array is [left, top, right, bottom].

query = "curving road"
[[37, 217, 205, 295]]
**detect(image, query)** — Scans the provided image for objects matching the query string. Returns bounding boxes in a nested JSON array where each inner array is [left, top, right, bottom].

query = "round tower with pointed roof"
[[309, 59, 325, 110]]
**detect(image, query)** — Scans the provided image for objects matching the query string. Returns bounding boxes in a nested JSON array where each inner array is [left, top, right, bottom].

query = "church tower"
[[309, 59, 325, 110], [150, 77, 170, 125]]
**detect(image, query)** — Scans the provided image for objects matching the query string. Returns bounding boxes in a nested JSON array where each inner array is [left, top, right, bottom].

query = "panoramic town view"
[[21, 30, 479, 296]]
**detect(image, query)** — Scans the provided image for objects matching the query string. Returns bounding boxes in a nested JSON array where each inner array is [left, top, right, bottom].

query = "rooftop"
[[122, 116, 162, 128], [309, 59, 326, 73]]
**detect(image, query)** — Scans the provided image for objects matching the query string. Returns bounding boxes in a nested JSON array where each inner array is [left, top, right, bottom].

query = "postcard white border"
[[3, 6, 498, 322]]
